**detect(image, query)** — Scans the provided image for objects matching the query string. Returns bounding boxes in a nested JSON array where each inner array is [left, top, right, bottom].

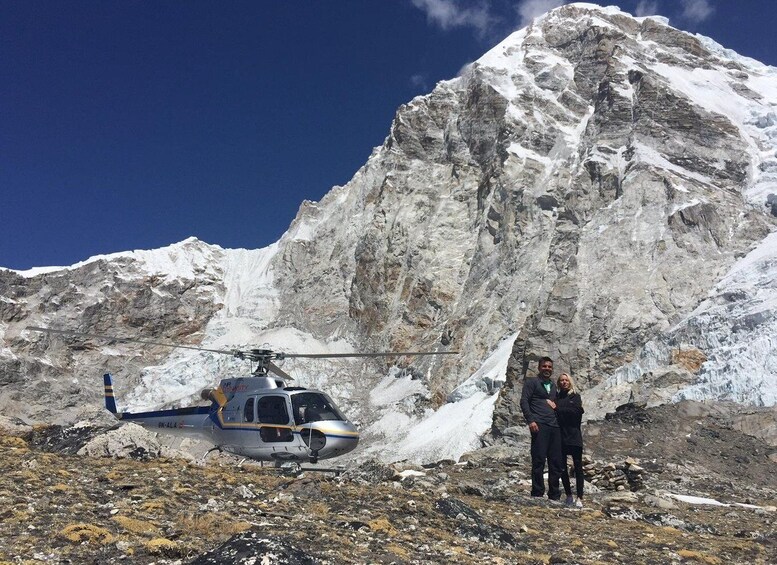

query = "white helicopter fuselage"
[[105, 374, 359, 463]]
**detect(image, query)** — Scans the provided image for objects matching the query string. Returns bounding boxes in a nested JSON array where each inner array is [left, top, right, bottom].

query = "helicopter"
[[27, 326, 457, 465]]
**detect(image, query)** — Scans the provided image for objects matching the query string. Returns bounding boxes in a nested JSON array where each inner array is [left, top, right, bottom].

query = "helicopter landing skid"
[[274, 461, 346, 476], [195, 446, 223, 466], [276, 461, 303, 476]]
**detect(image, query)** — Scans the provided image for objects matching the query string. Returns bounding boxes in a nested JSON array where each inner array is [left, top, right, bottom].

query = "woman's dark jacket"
[[555, 390, 584, 448]]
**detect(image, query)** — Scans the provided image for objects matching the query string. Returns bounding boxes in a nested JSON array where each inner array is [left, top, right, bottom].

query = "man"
[[520, 356, 564, 500]]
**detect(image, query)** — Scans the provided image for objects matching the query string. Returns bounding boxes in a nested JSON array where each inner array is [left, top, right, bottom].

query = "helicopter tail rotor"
[[103, 373, 118, 414]]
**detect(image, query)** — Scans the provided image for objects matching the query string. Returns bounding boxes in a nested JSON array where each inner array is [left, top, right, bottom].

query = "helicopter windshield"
[[291, 392, 346, 425]]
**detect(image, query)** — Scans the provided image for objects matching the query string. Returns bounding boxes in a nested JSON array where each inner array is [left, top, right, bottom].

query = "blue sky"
[[2, 0, 776, 270]]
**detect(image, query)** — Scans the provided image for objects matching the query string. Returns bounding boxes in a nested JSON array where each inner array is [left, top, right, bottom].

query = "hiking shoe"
[[565, 495, 574, 506], [575, 498, 583, 508]]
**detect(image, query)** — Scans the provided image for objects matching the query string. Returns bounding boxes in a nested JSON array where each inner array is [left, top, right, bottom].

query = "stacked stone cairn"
[[581, 455, 646, 491]]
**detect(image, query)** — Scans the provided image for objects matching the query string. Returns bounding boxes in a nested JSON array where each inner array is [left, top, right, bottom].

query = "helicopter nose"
[[301, 421, 359, 460], [330, 422, 359, 448]]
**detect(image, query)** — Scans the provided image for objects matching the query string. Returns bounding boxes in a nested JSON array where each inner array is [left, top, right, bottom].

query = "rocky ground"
[[0, 401, 775, 565]]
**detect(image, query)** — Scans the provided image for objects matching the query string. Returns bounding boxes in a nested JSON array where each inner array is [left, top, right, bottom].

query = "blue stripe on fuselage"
[[292, 430, 359, 440], [120, 406, 211, 420]]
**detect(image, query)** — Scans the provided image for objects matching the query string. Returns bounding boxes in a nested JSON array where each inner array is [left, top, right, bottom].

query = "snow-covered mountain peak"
[[10, 236, 221, 281], [472, 3, 777, 218]]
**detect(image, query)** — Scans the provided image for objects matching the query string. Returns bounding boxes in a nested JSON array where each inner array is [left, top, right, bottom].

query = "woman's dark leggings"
[[561, 445, 584, 498]]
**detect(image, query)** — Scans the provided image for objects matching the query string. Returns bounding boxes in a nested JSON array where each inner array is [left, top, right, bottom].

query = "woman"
[[552, 372, 585, 507]]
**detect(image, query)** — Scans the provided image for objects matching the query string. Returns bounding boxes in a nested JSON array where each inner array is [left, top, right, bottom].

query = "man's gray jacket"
[[519, 377, 559, 427]]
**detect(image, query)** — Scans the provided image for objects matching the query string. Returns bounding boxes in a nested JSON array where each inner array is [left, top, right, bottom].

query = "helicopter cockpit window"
[[257, 396, 289, 425], [291, 392, 346, 425], [243, 397, 255, 423]]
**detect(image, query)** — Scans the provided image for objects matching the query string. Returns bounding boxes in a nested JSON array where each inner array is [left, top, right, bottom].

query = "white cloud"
[[516, 0, 566, 28], [679, 0, 714, 23], [410, 0, 497, 37], [410, 73, 430, 92], [635, 0, 659, 17]]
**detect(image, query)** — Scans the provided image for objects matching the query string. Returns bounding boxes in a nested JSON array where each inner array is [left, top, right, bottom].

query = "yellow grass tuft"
[[172, 483, 195, 495], [60, 523, 115, 544], [13, 470, 38, 483], [139, 499, 167, 512], [579, 510, 605, 520], [660, 526, 682, 536], [12, 505, 30, 518], [307, 501, 330, 517], [177, 512, 252, 540], [229, 520, 253, 534], [368, 517, 398, 535], [112, 515, 160, 535], [385, 543, 410, 559], [37, 453, 57, 466], [677, 549, 722, 564], [144, 537, 180, 556], [177, 513, 219, 537], [0, 436, 28, 449]]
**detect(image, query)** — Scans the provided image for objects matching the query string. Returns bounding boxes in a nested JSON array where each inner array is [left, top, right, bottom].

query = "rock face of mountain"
[[0, 241, 276, 423], [2, 4, 776, 462]]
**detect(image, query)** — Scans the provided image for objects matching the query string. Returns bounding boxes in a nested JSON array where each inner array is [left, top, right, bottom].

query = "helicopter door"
[[257, 395, 292, 443]]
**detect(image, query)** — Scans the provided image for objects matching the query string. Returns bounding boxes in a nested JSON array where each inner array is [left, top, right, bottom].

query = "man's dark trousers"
[[530, 423, 564, 499]]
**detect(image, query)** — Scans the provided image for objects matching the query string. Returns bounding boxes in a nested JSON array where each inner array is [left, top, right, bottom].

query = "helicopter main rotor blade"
[[26, 326, 236, 356], [277, 351, 459, 359], [27, 326, 458, 366], [267, 361, 294, 381]]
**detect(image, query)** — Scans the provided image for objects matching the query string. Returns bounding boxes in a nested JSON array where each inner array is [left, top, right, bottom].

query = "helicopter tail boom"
[[102, 373, 212, 438]]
